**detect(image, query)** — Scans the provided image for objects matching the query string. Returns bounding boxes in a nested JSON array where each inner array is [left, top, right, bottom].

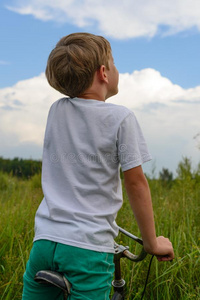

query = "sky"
[[0, 0, 200, 176]]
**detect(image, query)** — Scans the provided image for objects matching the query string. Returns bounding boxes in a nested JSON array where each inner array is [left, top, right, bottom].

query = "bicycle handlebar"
[[115, 227, 147, 262], [123, 247, 147, 262], [119, 227, 143, 245]]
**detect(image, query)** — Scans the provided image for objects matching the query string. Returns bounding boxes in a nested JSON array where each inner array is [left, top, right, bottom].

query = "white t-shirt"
[[34, 97, 152, 253]]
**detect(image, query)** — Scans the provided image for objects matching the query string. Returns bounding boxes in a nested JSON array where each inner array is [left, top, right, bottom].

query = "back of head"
[[45, 32, 111, 98]]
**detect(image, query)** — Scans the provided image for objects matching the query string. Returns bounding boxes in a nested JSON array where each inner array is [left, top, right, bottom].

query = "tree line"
[[0, 156, 199, 183], [0, 157, 42, 178]]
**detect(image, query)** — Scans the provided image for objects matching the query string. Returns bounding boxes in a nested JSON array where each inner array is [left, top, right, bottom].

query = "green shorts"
[[22, 240, 114, 300]]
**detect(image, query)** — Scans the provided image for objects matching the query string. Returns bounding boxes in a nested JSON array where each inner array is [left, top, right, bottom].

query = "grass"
[[0, 173, 42, 299], [0, 159, 199, 299]]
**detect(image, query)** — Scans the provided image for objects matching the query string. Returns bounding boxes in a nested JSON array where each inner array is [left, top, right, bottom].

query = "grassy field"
[[0, 158, 199, 299]]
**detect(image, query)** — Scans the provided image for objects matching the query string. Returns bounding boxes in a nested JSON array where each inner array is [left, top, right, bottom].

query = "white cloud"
[[6, 0, 200, 38], [0, 73, 61, 147], [109, 69, 200, 173], [0, 69, 200, 173]]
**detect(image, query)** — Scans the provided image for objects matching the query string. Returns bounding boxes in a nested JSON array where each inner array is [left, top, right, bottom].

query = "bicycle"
[[34, 227, 149, 300]]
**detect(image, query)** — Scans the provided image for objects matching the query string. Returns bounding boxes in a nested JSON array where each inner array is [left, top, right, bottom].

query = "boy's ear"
[[98, 65, 108, 83]]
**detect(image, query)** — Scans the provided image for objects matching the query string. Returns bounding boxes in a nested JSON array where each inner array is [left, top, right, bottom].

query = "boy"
[[22, 33, 174, 300]]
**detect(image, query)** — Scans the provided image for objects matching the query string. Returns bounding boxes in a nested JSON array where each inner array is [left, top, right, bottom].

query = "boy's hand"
[[145, 236, 174, 262]]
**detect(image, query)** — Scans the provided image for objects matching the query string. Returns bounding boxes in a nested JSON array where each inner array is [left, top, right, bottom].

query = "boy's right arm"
[[123, 165, 174, 261]]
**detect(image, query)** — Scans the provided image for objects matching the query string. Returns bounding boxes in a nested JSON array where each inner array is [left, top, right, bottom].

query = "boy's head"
[[45, 32, 112, 98]]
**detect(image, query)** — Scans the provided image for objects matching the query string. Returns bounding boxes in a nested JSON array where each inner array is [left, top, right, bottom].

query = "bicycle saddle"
[[34, 270, 71, 294]]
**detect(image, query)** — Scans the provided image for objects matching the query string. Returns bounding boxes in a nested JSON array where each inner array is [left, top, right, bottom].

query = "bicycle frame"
[[34, 227, 147, 300]]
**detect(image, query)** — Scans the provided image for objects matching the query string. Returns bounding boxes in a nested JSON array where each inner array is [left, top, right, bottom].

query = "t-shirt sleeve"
[[117, 112, 152, 171]]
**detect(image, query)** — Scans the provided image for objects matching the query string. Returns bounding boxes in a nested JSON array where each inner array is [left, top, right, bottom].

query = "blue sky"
[[1, 3, 200, 89], [0, 0, 200, 175]]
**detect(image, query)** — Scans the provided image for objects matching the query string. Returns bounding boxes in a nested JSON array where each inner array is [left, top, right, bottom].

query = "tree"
[[159, 168, 173, 186], [194, 133, 200, 150], [176, 157, 192, 180]]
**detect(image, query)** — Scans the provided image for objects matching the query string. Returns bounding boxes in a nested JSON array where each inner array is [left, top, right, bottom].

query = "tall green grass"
[[0, 159, 199, 299], [115, 162, 200, 299], [0, 173, 42, 299]]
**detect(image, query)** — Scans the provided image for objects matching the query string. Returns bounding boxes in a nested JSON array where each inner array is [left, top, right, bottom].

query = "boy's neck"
[[78, 75, 107, 101], [77, 92, 106, 102], [78, 65, 118, 101]]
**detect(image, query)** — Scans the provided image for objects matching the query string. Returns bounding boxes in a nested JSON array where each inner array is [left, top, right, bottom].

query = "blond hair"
[[45, 33, 111, 97]]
